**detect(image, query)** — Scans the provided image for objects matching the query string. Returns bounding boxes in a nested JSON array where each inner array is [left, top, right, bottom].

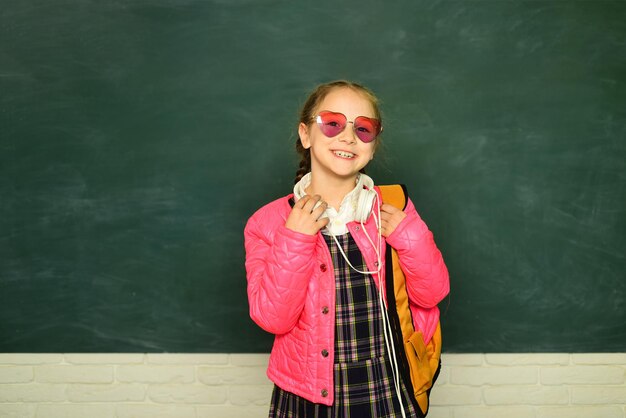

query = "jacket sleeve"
[[385, 198, 450, 308], [244, 210, 317, 335]]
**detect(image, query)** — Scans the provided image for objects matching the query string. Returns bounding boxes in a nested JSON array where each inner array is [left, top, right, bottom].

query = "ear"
[[298, 122, 311, 149]]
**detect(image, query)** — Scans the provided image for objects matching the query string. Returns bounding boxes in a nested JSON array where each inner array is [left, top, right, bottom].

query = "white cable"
[[332, 234, 380, 275], [379, 276, 407, 418], [331, 195, 382, 275]]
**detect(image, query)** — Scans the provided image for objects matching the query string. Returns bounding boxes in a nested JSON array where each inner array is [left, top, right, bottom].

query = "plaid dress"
[[269, 233, 420, 418]]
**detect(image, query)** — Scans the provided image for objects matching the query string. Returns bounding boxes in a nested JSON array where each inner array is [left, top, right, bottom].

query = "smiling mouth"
[[333, 150, 355, 159]]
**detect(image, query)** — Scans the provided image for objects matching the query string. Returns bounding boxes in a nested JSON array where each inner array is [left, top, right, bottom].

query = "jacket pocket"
[[404, 331, 434, 396]]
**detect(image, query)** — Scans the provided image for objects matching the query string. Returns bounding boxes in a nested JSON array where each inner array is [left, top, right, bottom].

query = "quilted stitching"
[[386, 198, 450, 309]]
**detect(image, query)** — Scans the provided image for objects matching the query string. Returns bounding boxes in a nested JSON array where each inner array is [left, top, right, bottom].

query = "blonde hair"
[[294, 80, 382, 184]]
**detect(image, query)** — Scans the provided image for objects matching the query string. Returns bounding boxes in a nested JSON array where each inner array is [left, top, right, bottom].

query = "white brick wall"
[[0, 353, 624, 418]]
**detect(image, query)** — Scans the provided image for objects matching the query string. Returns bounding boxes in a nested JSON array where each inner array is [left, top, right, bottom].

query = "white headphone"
[[354, 187, 378, 223], [331, 184, 382, 276]]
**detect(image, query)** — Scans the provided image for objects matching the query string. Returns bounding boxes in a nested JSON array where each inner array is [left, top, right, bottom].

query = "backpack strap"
[[380, 184, 441, 416], [378, 184, 408, 212]]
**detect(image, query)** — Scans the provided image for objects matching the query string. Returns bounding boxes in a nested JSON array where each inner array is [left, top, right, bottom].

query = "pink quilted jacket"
[[244, 187, 449, 405]]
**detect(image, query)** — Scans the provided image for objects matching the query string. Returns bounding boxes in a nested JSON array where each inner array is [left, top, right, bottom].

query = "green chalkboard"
[[1, 1, 624, 352]]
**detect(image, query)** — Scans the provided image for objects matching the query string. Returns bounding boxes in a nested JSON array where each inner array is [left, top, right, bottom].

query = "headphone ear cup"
[[355, 189, 377, 223]]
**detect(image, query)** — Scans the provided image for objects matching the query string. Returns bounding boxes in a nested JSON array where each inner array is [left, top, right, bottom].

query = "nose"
[[338, 122, 357, 144]]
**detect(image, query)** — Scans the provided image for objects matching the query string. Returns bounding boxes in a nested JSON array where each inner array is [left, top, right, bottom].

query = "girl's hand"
[[380, 203, 407, 237], [285, 195, 330, 235]]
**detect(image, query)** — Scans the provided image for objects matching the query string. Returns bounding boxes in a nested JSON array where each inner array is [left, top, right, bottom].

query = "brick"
[[198, 365, 270, 385], [148, 384, 227, 404], [66, 383, 146, 402], [64, 353, 144, 365], [146, 353, 228, 365], [0, 367, 33, 383], [426, 406, 452, 418], [441, 354, 484, 366], [436, 365, 450, 385], [429, 386, 482, 406], [485, 353, 570, 366], [35, 404, 115, 418], [229, 353, 270, 366], [541, 366, 625, 385], [0, 354, 64, 365], [116, 404, 196, 418], [228, 384, 274, 406], [452, 406, 535, 418], [0, 404, 36, 418], [538, 406, 624, 418], [196, 405, 270, 418], [451, 366, 537, 386], [484, 386, 569, 405], [571, 353, 626, 365], [0, 384, 66, 402], [35, 365, 113, 383], [116, 365, 194, 383], [571, 386, 626, 404]]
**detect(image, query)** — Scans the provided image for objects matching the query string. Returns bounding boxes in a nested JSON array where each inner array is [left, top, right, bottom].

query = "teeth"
[[334, 151, 355, 158]]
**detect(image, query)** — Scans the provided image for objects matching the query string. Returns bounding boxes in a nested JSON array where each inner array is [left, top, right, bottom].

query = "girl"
[[245, 80, 449, 417]]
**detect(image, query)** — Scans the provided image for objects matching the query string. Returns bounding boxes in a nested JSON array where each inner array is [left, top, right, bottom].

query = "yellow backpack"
[[379, 184, 442, 417]]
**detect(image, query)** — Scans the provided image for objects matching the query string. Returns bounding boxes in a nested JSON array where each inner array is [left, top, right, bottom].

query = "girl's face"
[[299, 87, 378, 182]]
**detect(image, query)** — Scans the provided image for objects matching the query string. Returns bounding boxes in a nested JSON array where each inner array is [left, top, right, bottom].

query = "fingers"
[[302, 194, 322, 213], [307, 196, 329, 227], [317, 215, 330, 229], [295, 194, 311, 209], [379, 203, 406, 237], [286, 195, 329, 235], [379, 218, 391, 236], [380, 203, 400, 214], [299, 195, 327, 217]]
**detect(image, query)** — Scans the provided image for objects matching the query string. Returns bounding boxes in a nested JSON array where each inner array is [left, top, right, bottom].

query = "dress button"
[[321, 389, 328, 397], [321, 349, 329, 357], [320, 263, 327, 272], [355, 226, 360, 231], [322, 306, 329, 315]]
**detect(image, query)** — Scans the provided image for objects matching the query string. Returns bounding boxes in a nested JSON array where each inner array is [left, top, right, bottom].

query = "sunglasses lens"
[[354, 116, 381, 143], [316, 111, 346, 137]]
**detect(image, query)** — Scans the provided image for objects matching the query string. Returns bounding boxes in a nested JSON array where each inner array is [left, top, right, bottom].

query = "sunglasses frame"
[[313, 110, 382, 143]]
